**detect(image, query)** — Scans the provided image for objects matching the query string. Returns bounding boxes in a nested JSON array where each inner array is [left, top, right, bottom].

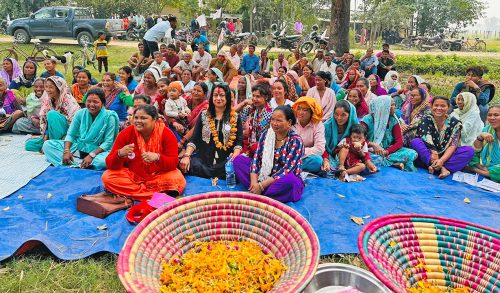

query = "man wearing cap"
[[241, 44, 260, 76], [209, 50, 238, 83], [311, 49, 325, 72]]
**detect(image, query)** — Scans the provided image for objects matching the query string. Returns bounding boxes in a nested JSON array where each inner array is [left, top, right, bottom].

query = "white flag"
[[321, 29, 327, 39], [214, 8, 222, 19], [252, 6, 256, 14], [217, 29, 224, 52]]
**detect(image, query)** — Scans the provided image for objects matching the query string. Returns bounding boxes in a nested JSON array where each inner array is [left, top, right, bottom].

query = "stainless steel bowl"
[[302, 263, 390, 293]]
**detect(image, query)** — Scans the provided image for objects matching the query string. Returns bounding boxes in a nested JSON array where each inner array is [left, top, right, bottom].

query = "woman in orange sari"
[[101, 104, 186, 200]]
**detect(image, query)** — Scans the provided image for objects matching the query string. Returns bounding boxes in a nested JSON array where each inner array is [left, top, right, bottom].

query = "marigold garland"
[[208, 110, 238, 151]]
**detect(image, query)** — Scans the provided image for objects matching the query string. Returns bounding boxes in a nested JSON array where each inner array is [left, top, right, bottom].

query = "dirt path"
[[1, 36, 499, 58]]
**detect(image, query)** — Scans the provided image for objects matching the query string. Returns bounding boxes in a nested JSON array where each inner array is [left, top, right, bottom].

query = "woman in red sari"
[[102, 104, 186, 200]]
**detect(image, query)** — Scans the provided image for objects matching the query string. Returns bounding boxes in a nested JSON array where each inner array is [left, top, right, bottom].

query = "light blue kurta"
[[42, 108, 119, 170]]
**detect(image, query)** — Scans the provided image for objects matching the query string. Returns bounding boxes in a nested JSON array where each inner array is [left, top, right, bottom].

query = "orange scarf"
[[134, 120, 165, 154]]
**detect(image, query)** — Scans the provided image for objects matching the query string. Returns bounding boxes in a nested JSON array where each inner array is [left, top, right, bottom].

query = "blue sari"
[[324, 101, 358, 167], [363, 96, 417, 171]]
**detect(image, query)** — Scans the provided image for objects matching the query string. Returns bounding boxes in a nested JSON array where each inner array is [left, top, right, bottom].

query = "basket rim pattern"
[[117, 191, 320, 293], [357, 214, 500, 293]]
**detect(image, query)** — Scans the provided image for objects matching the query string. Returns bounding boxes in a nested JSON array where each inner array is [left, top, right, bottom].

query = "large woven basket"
[[358, 214, 500, 293], [117, 191, 320, 292]]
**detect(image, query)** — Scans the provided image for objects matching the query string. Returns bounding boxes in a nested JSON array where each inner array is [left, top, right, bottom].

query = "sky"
[[485, 0, 500, 18]]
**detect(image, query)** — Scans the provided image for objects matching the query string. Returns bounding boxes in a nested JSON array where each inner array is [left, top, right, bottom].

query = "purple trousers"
[[233, 155, 304, 203], [410, 138, 474, 173]]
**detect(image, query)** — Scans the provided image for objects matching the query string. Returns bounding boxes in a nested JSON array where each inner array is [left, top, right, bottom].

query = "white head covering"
[[450, 92, 484, 146]]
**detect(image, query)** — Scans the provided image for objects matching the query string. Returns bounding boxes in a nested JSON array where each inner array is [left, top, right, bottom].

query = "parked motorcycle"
[[416, 33, 450, 51], [300, 25, 329, 54], [266, 24, 303, 52], [449, 38, 464, 51], [216, 30, 258, 52], [400, 35, 420, 50], [175, 28, 194, 43], [126, 23, 146, 41]]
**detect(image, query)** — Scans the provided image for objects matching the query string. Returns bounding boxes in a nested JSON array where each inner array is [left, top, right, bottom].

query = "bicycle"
[[0, 41, 58, 63], [71, 42, 96, 69], [463, 37, 487, 52]]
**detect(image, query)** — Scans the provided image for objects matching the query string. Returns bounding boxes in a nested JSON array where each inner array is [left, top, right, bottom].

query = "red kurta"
[[103, 125, 186, 199]]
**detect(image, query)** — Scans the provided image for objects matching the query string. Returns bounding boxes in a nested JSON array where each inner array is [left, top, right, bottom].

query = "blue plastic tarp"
[[0, 166, 498, 261]]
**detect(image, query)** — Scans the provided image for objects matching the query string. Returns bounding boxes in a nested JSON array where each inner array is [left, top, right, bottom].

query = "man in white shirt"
[[136, 16, 177, 70], [228, 45, 240, 71], [319, 52, 336, 79], [272, 52, 288, 77], [192, 44, 211, 76], [311, 49, 325, 72]]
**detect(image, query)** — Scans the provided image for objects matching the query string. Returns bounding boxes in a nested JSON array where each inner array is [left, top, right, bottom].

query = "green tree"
[[329, 0, 351, 53]]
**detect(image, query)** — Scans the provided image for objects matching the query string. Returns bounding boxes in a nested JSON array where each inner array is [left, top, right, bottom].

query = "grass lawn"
[[0, 39, 497, 291]]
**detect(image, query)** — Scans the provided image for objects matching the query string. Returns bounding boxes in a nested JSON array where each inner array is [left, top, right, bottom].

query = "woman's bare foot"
[[438, 167, 451, 179], [392, 163, 405, 171], [338, 170, 348, 181], [428, 166, 435, 174]]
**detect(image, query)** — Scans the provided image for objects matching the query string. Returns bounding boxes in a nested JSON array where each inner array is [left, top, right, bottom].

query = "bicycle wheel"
[[31, 48, 58, 63], [476, 40, 486, 51], [72, 51, 85, 68], [0, 49, 18, 61]]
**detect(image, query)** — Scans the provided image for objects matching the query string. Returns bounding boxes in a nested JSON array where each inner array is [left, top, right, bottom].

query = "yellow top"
[[93, 40, 108, 58]]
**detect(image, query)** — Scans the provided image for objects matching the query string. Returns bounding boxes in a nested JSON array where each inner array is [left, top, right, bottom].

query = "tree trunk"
[[329, 0, 351, 53]]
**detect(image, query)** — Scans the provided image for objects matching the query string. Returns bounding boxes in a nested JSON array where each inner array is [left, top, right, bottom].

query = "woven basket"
[[358, 214, 500, 293], [117, 191, 320, 292]]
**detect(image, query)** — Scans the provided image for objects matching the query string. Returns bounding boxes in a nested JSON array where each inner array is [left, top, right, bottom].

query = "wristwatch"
[[89, 152, 97, 158]]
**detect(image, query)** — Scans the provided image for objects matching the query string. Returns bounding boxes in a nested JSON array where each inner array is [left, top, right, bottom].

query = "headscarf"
[[281, 73, 298, 102], [367, 95, 394, 145], [383, 70, 401, 91], [0, 58, 22, 87], [347, 88, 369, 119], [402, 87, 430, 125], [371, 75, 388, 96], [10, 60, 37, 89], [134, 120, 166, 154], [292, 97, 323, 124], [416, 114, 462, 155], [450, 92, 484, 146], [210, 67, 224, 83], [342, 69, 360, 90], [235, 75, 253, 104], [324, 101, 359, 155], [38, 76, 80, 133], [145, 67, 161, 82], [480, 125, 500, 167]]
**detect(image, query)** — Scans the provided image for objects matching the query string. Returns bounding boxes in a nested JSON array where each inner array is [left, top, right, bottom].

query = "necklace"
[[275, 132, 288, 143], [207, 110, 238, 151]]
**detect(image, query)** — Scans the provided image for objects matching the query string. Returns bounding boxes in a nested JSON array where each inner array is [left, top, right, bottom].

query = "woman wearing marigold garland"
[[179, 84, 243, 179]]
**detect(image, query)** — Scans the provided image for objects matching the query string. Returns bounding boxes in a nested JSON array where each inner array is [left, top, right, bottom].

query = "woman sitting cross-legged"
[[0, 77, 24, 133], [101, 105, 186, 200], [179, 84, 243, 179], [322, 100, 377, 173], [361, 95, 417, 171], [42, 88, 119, 170], [292, 97, 325, 174], [466, 105, 500, 182], [25, 76, 80, 152], [410, 96, 474, 179], [233, 106, 305, 203]]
